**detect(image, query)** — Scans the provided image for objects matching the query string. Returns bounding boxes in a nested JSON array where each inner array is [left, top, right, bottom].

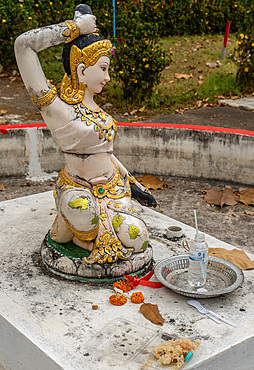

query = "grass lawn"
[[39, 33, 241, 118]]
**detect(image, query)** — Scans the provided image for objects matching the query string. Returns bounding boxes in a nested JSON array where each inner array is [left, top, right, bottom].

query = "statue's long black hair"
[[62, 4, 103, 77]]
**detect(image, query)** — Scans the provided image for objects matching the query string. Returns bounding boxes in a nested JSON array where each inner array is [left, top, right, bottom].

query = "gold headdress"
[[60, 39, 113, 105]]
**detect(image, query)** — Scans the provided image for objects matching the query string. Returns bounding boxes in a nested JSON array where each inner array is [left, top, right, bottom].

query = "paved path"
[[219, 96, 254, 111]]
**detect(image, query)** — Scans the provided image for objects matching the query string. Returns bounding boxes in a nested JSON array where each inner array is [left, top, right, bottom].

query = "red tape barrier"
[[1, 121, 254, 136]]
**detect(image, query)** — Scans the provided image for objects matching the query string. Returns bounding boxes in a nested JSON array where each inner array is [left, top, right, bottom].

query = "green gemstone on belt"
[[98, 188, 105, 194]]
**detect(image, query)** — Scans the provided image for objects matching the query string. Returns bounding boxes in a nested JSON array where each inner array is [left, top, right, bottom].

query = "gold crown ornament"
[[60, 40, 113, 104]]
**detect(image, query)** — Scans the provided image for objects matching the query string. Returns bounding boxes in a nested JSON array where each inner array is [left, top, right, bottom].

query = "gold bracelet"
[[31, 81, 57, 109], [61, 20, 79, 43], [128, 173, 136, 184]]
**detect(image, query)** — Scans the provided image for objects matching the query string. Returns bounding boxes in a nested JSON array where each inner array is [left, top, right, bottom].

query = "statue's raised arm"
[[14, 5, 96, 106]]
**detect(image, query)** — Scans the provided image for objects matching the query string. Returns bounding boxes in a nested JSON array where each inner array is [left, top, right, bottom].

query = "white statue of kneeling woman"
[[14, 4, 156, 266]]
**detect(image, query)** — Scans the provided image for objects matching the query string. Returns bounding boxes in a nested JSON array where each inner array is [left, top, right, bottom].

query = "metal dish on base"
[[154, 255, 244, 298]]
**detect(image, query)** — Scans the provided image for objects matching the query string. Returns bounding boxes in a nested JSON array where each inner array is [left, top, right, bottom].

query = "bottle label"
[[189, 251, 206, 262]]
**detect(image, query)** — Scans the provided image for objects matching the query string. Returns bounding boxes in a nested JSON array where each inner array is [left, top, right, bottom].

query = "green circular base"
[[41, 232, 154, 284]]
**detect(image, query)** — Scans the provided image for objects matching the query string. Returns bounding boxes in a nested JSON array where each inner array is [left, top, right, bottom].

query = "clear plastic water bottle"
[[188, 233, 208, 287]]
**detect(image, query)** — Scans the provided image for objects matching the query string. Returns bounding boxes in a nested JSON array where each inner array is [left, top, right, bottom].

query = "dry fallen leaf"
[[0, 109, 7, 115], [0, 183, 5, 191], [174, 73, 193, 79], [203, 188, 239, 208], [139, 106, 146, 112], [140, 303, 164, 325], [130, 109, 138, 116], [209, 248, 254, 270], [136, 174, 165, 190], [206, 62, 218, 68], [0, 119, 10, 125], [245, 209, 254, 216], [236, 188, 254, 206]]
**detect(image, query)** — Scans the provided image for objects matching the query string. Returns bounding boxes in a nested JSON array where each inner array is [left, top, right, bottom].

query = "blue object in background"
[[112, 0, 115, 45]]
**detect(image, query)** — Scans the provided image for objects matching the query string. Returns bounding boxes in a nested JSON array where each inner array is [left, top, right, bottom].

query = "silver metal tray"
[[154, 255, 244, 298]]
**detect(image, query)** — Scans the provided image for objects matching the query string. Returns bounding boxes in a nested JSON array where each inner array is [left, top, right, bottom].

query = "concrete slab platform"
[[0, 192, 253, 370], [219, 96, 254, 111]]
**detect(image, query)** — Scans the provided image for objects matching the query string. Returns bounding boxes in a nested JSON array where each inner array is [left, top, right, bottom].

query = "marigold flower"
[[2, 19, 6, 23], [244, 67, 249, 72], [131, 292, 144, 304], [240, 33, 244, 39], [109, 294, 127, 306], [113, 278, 131, 292], [145, 64, 149, 68]]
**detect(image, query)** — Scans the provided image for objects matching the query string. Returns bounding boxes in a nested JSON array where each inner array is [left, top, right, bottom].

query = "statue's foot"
[[83, 230, 133, 264]]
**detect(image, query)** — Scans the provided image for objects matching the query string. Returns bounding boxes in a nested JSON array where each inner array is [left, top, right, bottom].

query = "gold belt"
[[57, 167, 131, 200]]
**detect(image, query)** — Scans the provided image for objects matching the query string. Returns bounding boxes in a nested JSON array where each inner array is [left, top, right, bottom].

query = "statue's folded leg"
[[50, 188, 100, 250], [108, 201, 150, 253]]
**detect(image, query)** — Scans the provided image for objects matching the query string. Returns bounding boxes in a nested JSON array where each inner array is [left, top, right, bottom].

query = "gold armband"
[[61, 20, 79, 43], [128, 173, 136, 184], [31, 81, 57, 109]]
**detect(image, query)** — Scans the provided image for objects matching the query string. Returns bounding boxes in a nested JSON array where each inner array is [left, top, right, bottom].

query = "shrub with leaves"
[[231, 5, 254, 90], [0, 0, 37, 68], [232, 31, 254, 90], [0, 0, 78, 70], [111, 3, 171, 101]]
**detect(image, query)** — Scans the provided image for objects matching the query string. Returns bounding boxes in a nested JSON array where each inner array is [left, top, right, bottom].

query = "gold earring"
[[60, 74, 86, 104]]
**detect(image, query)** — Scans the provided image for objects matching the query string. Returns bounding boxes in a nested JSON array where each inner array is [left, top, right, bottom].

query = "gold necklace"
[[73, 103, 117, 141]]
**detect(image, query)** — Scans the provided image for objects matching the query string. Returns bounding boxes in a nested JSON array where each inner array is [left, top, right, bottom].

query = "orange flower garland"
[[131, 292, 144, 304], [113, 278, 131, 293], [109, 294, 127, 306]]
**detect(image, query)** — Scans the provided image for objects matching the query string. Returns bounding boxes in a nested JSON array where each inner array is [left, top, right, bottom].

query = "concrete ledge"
[[0, 124, 253, 184]]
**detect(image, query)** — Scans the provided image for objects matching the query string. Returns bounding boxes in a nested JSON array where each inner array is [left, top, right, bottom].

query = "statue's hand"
[[130, 183, 157, 208], [73, 13, 97, 35]]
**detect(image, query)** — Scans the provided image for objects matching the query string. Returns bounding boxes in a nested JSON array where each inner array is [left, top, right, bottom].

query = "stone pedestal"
[[41, 232, 153, 283]]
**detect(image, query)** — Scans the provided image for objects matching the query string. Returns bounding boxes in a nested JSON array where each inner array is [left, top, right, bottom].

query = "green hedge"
[[0, 0, 253, 94], [1, 0, 254, 69]]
